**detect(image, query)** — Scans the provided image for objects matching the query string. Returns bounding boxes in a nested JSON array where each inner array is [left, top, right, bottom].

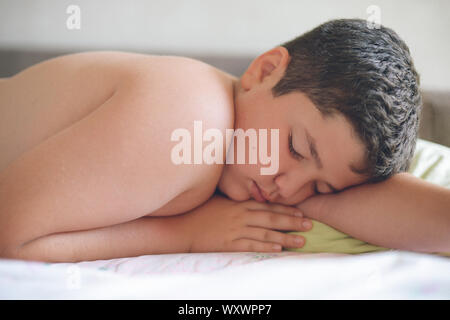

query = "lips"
[[259, 187, 272, 201], [250, 180, 268, 203]]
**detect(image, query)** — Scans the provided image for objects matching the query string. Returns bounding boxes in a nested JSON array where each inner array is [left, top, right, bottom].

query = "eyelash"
[[288, 132, 305, 160], [313, 183, 321, 195], [288, 132, 322, 195]]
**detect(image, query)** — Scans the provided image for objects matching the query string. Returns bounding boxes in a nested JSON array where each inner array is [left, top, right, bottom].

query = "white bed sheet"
[[1, 250, 449, 299]]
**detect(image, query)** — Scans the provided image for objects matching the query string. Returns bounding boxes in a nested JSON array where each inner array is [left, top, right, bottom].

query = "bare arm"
[[3, 194, 311, 262], [297, 173, 450, 253], [4, 216, 191, 262]]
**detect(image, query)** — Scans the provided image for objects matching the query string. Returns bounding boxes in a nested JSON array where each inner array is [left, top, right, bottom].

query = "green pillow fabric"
[[286, 220, 389, 254], [286, 139, 450, 255]]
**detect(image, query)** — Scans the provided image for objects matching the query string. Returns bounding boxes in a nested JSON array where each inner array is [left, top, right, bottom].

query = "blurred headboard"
[[419, 90, 450, 147]]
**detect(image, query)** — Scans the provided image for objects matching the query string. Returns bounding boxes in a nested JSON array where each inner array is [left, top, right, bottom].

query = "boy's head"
[[218, 18, 422, 205], [273, 18, 422, 182]]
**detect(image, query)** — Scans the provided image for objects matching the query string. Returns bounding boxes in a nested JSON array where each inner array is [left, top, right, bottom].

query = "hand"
[[180, 194, 313, 253]]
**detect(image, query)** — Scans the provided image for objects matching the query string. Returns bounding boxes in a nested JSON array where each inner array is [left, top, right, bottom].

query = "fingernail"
[[302, 221, 312, 229]]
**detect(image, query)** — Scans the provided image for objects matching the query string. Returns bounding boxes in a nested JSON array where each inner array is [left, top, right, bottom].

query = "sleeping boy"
[[0, 19, 449, 262]]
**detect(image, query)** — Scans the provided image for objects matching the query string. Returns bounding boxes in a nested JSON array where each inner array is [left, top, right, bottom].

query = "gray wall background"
[[0, 0, 449, 90]]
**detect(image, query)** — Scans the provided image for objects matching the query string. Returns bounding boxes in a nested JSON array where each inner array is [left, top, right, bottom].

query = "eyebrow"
[[304, 128, 341, 193]]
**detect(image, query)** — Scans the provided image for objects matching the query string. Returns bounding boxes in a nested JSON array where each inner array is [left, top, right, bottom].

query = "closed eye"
[[288, 132, 304, 161], [314, 182, 337, 195], [313, 182, 322, 195]]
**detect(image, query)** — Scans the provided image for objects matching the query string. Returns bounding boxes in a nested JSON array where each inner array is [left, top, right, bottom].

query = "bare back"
[[0, 52, 232, 171], [0, 52, 120, 171]]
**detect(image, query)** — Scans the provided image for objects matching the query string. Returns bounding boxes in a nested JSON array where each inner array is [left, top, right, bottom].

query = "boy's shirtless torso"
[[0, 51, 236, 217]]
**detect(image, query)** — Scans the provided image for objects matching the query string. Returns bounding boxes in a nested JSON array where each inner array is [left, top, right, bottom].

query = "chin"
[[226, 190, 250, 202], [219, 184, 249, 202]]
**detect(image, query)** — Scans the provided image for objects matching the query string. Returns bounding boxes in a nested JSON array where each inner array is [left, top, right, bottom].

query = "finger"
[[265, 203, 303, 217], [230, 239, 283, 253], [244, 201, 303, 217], [240, 227, 305, 249], [245, 210, 313, 232], [243, 200, 272, 211]]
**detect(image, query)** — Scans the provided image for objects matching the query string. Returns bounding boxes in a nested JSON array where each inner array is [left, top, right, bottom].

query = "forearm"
[[4, 216, 191, 263], [299, 173, 450, 253]]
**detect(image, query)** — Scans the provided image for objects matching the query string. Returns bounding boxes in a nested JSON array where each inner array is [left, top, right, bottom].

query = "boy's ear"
[[241, 46, 290, 91]]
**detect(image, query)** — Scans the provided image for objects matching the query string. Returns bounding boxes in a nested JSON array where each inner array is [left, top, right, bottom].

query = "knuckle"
[[293, 217, 303, 228], [243, 199, 261, 207], [262, 230, 271, 241], [223, 241, 235, 252], [247, 242, 257, 252], [269, 214, 279, 224], [294, 211, 304, 218], [269, 243, 281, 252], [230, 240, 243, 252], [285, 234, 294, 246], [240, 211, 253, 224], [273, 204, 287, 211]]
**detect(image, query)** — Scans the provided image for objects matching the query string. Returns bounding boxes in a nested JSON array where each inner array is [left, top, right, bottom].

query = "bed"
[[0, 138, 449, 300]]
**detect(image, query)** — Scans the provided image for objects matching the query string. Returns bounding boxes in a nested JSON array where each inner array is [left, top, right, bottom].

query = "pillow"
[[286, 138, 450, 255]]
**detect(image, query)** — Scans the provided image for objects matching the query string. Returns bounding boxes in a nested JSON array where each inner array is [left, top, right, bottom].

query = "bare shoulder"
[[120, 53, 236, 124], [118, 54, 236, 188]]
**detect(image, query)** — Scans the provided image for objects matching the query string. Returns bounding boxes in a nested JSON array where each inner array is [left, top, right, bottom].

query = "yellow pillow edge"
[[285, 220, 388, 254]]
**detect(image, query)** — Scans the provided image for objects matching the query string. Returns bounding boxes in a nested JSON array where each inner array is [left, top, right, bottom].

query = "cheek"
[[218, 165, 249, 201]]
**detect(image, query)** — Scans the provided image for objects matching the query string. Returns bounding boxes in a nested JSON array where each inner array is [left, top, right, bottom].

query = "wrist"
[[296, 194, 330, 221], [170, 212, 198, 253]]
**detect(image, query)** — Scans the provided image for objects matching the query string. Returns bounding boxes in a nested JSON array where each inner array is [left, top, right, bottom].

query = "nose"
[[274, 170, 315, 200]]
